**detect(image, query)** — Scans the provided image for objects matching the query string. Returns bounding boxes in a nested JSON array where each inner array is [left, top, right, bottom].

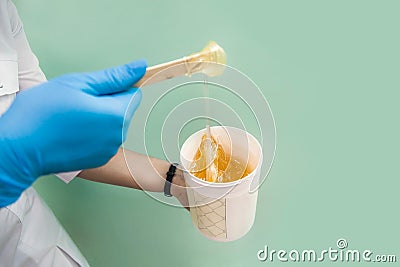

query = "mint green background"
[[15, 0, 399, 266]]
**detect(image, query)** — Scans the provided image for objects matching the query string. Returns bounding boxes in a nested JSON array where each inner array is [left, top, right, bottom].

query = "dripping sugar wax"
[[189, 133, 251, 183]]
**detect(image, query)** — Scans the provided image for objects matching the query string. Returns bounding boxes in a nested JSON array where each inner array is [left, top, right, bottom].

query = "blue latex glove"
[[0, 60, 147, 207]]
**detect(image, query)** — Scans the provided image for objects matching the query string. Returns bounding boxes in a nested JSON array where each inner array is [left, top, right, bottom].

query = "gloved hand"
[[0, 60, 147, 207]]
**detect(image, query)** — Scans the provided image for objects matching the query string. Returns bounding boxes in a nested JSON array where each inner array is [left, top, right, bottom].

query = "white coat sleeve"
[[8, 0, 80, 183]]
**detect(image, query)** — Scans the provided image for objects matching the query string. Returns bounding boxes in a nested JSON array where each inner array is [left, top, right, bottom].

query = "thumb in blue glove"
[[0, 60, 147, 207]]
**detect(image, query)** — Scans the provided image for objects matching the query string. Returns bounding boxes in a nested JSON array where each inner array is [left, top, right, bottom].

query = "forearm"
[[78, 148, 184, 195]]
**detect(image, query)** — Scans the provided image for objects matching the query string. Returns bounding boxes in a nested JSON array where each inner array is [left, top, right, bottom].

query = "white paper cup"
[[180, 126, 262, 242]]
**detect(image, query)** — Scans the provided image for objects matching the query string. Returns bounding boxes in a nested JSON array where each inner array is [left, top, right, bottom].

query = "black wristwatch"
[[164, 163, 178, 197]]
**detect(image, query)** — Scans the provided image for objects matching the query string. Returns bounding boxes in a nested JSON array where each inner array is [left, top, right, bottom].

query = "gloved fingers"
[[86, 60, 147, 95], [53, 60, 147, 96]]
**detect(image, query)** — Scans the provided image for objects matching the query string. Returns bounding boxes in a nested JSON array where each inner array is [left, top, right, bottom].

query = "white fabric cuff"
[[55, 171, 81, 183]]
